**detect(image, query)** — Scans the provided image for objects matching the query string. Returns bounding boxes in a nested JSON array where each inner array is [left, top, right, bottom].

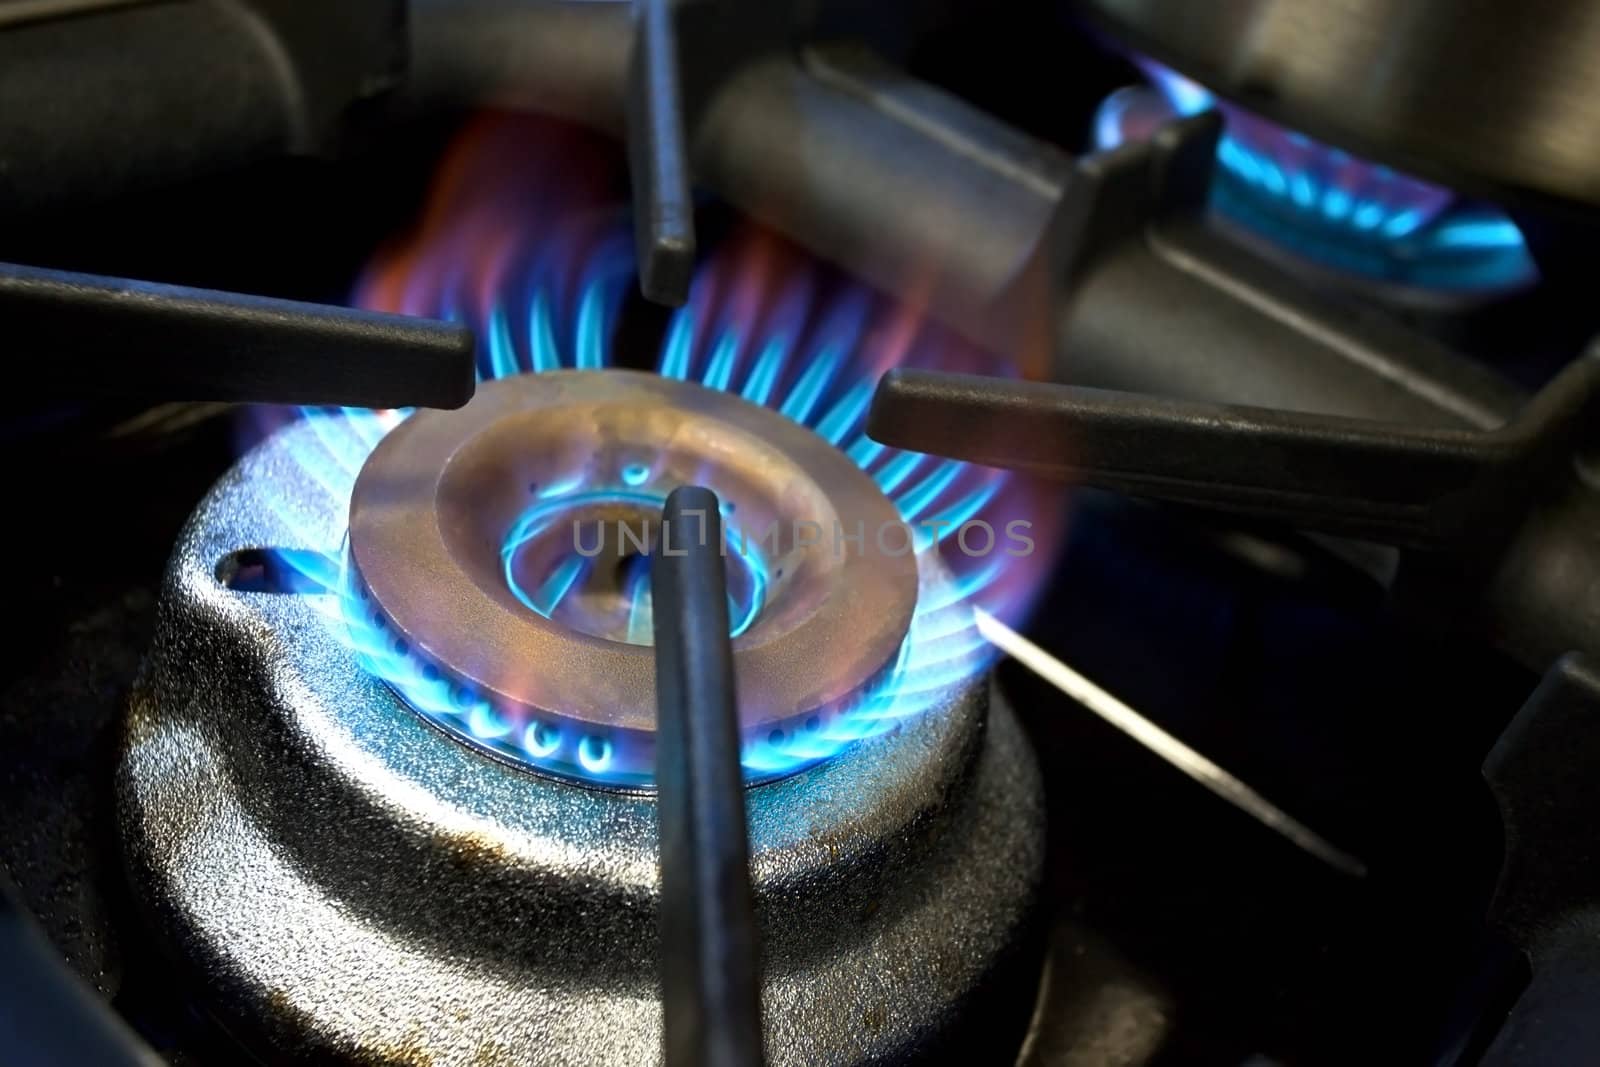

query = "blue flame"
[[262, 226, 1023, 788], [1092, 61, 1537, 292]]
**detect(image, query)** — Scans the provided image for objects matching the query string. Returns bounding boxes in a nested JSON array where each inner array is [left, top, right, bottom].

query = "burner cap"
[[348, 370, 919, 785]]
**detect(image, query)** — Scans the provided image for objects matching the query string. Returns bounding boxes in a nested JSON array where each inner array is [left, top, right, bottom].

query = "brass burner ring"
[[348, 370, 919, 782]]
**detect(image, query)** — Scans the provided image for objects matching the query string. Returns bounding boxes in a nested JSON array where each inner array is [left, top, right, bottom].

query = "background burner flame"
[[260, 114, 1053, 786], [1093, 59, 1537, 293]]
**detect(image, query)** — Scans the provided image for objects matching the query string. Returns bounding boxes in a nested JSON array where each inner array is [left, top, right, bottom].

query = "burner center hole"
[[501, 493, 768, 646], [615, 550, 651, 590]]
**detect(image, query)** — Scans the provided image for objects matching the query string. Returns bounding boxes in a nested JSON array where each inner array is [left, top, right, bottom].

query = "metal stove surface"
[[4, 4, 1595, 1063]]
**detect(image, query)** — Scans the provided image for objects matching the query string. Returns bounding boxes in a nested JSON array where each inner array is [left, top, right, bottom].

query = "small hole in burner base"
[[215, 549, 331, 595]]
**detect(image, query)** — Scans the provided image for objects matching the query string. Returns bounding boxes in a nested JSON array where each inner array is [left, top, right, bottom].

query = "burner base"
[[119, 417, 1045, 1065]]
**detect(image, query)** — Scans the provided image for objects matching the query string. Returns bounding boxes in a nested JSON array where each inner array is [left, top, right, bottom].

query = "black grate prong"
[[867, 355, 1600, 551], [625, 0, 696, 307], [651, 485, 765, 1067], [1, 262, 476, 409]]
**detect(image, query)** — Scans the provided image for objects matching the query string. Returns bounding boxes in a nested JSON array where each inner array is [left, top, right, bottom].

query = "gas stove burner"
[[348, 369, 917, 787], [118, 408, 1044, 1067], [1093, 59, 1538, 294]]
